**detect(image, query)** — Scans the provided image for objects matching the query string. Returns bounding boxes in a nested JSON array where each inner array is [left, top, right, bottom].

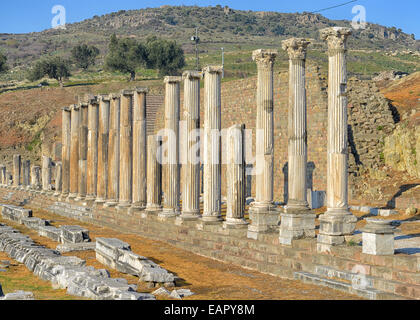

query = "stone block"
[[38, 226, 62, 242], [56, 242, 96, 253], [362, 219, 395, 256], [60, 225, 90, 244], [0, 291, 35, 300], [21, 217, 49, 230]]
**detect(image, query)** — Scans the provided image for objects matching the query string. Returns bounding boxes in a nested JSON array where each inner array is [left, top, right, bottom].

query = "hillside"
[[0, 5, 418, 76]]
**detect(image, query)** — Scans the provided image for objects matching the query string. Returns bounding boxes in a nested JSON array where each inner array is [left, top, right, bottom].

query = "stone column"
[[68, 104, 80, 200], [178, 71, 202, 223], [42, 156, 52, 193], [31, 166, 41, 190], [117, 90, 133, 209], [53, 162, 62, 196], [13, 155, 21, 188], [76, 102, 89, 201], [145, 135, 162, 215], [201, 66, 223, 224], [224, 124, 248, 229], [105, 94, 120, 207], [131, 88, 148, 211], [159, 76, 182, 219], [248, 50, 279, 239], [280, 38, 316, 245], [22, 160, 31, 189], [86, 97, 99, 201], [61, 106, 71, 198], [96, 95, 110, 204], [317, 27, 357, 253], [0, 165, 6, 186]]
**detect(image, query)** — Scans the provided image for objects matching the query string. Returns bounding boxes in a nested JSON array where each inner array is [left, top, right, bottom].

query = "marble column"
[[0, 165, 6, 186], [68, 104, 80, 200], [159, 76, 182, 219], [13, 155, 21, 188], [96, 95, 110, 204], [22, 160, 31, 189], [248, 50, 279, 238], [317, 27, 357, 253], [105, 94, 120, 207], [53, 162, 62, 196], [178, 71, 202, 222], [61, 106, 71, 198], [42, 156, 52, 193], [31, 166, 41, 190], [117, 90, 133, 209], [86, 97, 99, 201], [131, 88, 148, 211], [201, 65, 223, 224], [279, 38, 316, 245], [145, 135, 162, 215], [76, 102, 89, 201], [224, 124, 248, 229]]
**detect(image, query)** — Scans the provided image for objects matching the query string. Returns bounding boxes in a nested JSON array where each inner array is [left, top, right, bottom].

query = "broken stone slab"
[[152, 287, 171, 296], [170, 289, 182, 299], [60, 225, 90, 244], [0, 205, 32, 224], [21, 217, 49, 230], [56, 242, 96, 253], [38, 226, 62, 242], [0, 291, 35, 300], [96, 238, 131, 261]]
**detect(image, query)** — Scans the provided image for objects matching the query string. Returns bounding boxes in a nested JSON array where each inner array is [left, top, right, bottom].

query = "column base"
[[85, 195, 97, 201], [130, 202, 146, 212], [74, 195, 86, 202], [279, 212, 316, 246], [158, 208, 180, 221], [223, 218, 248, 229], [116, 201, 132, 211], [103, 200, 118, 208], [317, 210, 357, 253], [247, 206, 280, 239]]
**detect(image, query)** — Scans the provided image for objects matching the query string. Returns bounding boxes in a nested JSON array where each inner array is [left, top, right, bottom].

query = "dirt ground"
[[0, 206, 362, 300]]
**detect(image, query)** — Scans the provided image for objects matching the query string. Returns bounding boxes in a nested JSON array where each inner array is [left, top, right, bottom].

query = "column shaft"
[[86, 98, 99, 201], [146, 135, 162, 213], [61, 107, 71, 197], [22, 160, 30, 188], [117, 90, 133, 208], [76, 103, 88, 201], [202, 66, 223, 222], [132, 88, 148, 210], [180, 71, 201, 220], [13, 155, 21, 187], [96, 96, 110, 203], [42, 156, 52, 192], [31, 166, 41, 190], [68, 105, 80, 199], [54, 162, 62, 196], [0, 166, 6, 186]]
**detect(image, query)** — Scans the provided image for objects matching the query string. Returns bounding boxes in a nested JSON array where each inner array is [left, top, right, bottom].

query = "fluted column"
[[31, 166, 41, 190], [280, 38, 315, 245], [95, 95, 110, 204], [145, 135, 162, 215], [117, 90, 133, 209], [53, 162, 62, 196], [75, 102, 88, 201], [61, 107, 71, 198], [42, 156, 52, 193], [224, 124, 248, 229], [202, 65, 223, 224], [13, 155, 21, 188], [317, 27, 357, 252], [178, 71, 202, 222], [105, 94, 120, 207], [68, 104, 79, 200], [248, 50, 279, 238], [0, 165, 6, 186], [86, 97, 99, 201], [159, 76, 181, 218], [132, 87, 148, 211], [22, 160, 30, 189]]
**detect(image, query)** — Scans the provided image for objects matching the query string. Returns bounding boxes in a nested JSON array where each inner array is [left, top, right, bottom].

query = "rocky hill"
[[0, 5, 418, 70]]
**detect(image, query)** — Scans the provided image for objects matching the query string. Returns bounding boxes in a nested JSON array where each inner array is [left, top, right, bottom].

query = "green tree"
[[0, 53, 7, 74], [71, 44, 100, 70], [105, 34, 147, 81], [28, 56, 71, 87], [145, 37, 185, 76]]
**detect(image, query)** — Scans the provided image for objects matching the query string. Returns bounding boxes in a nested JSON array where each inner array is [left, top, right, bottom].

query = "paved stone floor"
[[0, 205, 362, 300]]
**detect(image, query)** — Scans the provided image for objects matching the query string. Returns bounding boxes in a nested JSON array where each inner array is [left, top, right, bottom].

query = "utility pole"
[[221, 47, 225, 79], [191, 28, 200, 71]]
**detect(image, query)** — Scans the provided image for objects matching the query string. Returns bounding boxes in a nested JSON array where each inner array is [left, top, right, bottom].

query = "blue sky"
[[0, 0, 418, 39]]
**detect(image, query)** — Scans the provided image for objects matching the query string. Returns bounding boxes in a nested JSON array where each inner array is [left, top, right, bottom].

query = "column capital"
[[164, 76, 182, 84], [252, 49, 278, 67], [202, 65, 223, 74], [182, 70, 202, 80], [80, 102, 89, 109], [88, 96, 99, 105], [135, 87, 149, 94], [109, 93, 120, 100], [71, 104, 80, 111], [98, 94, 110, 102], [282, 38, 310, 60], [62, 106, 72, 112], [120, 89, 134, 96], [320, 27, 352, 53]]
